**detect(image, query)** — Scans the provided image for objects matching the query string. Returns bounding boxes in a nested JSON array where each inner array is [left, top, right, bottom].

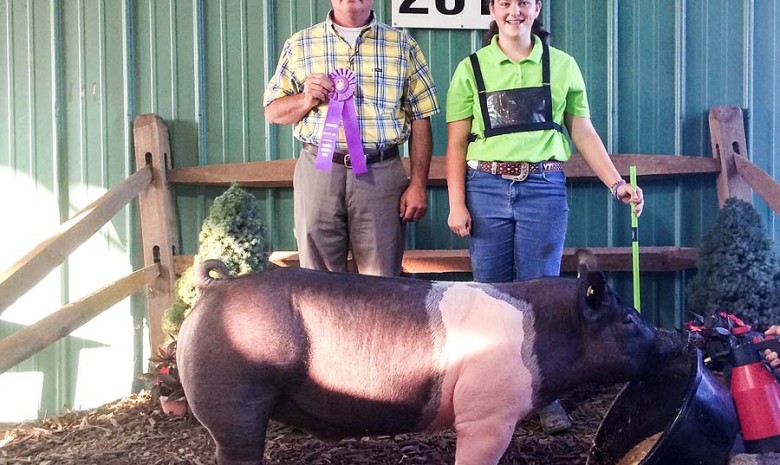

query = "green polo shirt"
[[446, 35, 590, 163]]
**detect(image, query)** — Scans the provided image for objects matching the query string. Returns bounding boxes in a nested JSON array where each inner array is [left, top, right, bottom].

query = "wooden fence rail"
[[0, 135, 167, 373], [0, 264, 160, 374], [167, 154, 722, 188], [4, 105, 780, 372], [0, 166, 152, 316]]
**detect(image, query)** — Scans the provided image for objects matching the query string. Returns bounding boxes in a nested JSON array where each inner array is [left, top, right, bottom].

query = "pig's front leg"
[[450, 362, 531, 465], [454, 414, 518, 465]]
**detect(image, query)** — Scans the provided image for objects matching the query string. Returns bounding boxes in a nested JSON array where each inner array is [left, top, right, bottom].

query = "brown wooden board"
[[174, 247, 697, 277], [0, 264, 159, 374], [166, 154, 720, 188], [709, 106, 753, 207], [133, 114, 180, 352], [734, 156, 780, 215], [0, 166, 152, 316]]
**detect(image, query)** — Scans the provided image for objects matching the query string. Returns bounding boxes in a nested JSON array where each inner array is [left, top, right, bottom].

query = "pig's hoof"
[[539, 400, 572, 435]]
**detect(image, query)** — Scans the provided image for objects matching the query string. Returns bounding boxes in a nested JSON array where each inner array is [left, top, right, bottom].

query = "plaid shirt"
[[263, 11, 439, 150]]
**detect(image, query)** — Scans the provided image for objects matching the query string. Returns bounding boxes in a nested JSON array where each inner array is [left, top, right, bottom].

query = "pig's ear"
[[576, 248, 598, 278], [584, 270, 607, 309]]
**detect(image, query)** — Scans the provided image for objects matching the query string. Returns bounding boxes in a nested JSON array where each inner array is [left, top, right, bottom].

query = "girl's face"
[[490, 0, 541, 41]]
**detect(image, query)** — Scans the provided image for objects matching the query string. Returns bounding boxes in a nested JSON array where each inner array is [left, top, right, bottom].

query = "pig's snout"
[[646, 329, 689, 372]]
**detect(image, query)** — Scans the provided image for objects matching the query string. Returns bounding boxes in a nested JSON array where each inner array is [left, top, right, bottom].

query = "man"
[[264, 0, 439, 277]]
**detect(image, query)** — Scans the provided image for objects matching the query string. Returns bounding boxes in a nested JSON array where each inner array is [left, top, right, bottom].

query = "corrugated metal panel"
[[1, 0, 138, 421], [2, 0, 780, 420], [752, 0, 779, 248]]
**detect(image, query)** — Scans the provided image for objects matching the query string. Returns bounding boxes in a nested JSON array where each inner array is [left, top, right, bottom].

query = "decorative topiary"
[[161, 182, 268, 339], [196, 182, 268, 276], [686, 197, 780, 327], [149, 183, 267, 408], [162, 300, 189, 337]]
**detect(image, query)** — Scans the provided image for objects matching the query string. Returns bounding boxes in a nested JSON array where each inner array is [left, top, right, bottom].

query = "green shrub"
[[196, 183, 268, 276], [686, 197, 780, 327], [161, 182, 268, 340], [162, 300, 189, 339]]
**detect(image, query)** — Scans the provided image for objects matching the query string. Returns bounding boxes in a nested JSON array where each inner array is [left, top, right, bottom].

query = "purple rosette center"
[[329, 68, 357, 102]]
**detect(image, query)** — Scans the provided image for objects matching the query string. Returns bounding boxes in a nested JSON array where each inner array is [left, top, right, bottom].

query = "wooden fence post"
[[708, 106, 752, 207], [133, 114, 179, 352]]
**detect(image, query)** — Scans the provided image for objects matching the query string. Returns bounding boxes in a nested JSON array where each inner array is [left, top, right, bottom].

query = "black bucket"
[[587, 348, 739, 465]]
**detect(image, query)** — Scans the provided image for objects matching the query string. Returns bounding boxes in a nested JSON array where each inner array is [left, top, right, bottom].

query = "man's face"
[[330, 0, 374, 18]]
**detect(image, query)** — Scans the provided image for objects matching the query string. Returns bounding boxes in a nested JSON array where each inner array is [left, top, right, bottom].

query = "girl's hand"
[[448, 205, 472, 237], [764, 326, 780, 371], [616, 183, 644, 217]]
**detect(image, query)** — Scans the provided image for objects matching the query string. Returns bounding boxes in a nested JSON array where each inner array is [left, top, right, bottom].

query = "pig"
[[177, 254, 679, 465]]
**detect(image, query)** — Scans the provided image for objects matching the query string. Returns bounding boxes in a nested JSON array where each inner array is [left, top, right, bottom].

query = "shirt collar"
[[486, 34, 543, 64], [326, 9, 376, 36]]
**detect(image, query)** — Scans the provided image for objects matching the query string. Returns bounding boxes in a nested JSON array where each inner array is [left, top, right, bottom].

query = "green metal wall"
[[1, 0, 779, 420]]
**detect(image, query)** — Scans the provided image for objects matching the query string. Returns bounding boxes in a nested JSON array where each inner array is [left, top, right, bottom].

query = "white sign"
[[391, 0, 493, 29]]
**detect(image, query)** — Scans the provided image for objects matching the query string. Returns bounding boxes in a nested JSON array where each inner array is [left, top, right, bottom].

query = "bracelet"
[[610, 179, 627, 200]]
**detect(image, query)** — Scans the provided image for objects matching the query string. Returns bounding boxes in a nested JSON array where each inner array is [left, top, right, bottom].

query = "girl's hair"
[[482, 0, 551, 47]]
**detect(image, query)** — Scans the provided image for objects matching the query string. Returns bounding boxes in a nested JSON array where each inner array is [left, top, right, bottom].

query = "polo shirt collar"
[[486, 34, 543, 64], [326, 9, 377, 36]]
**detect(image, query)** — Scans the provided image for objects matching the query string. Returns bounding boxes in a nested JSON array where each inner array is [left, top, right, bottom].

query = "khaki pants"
[[293, 149, 409, 277]]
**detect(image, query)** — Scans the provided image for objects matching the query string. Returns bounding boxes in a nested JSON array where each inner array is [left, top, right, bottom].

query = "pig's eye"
[[622, 313, 635, 325]]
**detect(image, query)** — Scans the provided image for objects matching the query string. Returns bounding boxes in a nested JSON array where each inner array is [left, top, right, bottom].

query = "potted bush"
[[161, 182, 269, 337], [686, 197, 780, 327], [144, 183, 267, 414], [147, 339, 187, 416]]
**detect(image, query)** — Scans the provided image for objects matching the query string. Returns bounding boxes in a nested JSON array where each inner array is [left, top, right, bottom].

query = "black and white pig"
[[177, 257, 681, 465]]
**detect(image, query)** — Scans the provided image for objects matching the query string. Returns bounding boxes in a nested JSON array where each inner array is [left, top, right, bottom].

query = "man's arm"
[[264, 73, 333, 125], [399, 117, 433, 222]]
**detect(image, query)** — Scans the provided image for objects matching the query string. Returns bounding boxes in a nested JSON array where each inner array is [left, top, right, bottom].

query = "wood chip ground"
[[0, 384, 622, 465]]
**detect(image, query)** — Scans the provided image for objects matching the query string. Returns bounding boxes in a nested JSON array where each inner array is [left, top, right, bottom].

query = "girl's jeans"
[[466, 168, 569, 283]]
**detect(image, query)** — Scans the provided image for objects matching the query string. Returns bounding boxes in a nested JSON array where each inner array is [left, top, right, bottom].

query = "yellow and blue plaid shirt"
[[263, 11, 439, 150]]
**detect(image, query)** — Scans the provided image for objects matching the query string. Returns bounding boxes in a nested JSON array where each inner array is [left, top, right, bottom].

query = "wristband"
[[610, 179, 627, 200]]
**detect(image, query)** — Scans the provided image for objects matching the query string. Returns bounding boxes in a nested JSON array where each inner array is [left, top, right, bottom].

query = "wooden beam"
[[168, 159, 297, 188], [166, 154, 720, 189], [709, 106, 753, 207], [133, 114, 180, 352], [0, 264, 159, 374], [559, 247, 698, 272], [0, 166, 153, 316], [579, 154, 721, 179], [174, 247, 697, 276], [734, 156, 780, 216]]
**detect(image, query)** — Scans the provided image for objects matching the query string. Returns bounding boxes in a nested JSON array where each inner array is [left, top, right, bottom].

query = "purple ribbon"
[[315, 68, 367, 174]]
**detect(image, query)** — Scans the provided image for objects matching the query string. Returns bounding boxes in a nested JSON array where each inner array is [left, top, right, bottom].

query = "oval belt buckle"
[[502, 162, 529, 182], [343, 154, 352, 169]]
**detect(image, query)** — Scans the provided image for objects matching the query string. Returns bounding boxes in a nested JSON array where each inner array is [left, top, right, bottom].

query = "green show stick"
[[630, 166, 640, 312]]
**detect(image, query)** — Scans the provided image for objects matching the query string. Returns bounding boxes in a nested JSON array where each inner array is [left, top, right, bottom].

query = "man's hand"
[[265, 74, 334, 124], [399, 184, 427, 222], [303, 73, 333, 107]]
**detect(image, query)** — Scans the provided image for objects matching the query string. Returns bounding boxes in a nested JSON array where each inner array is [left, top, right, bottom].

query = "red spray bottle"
[[730, 336, 780, 453]]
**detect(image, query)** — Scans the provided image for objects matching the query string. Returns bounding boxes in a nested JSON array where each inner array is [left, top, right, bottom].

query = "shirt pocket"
[[356, 54, 407, 114]]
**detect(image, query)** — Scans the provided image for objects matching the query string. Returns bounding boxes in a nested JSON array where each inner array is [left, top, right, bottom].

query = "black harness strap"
[[470, 52, 493, 140], [469, 43, 564, 142]]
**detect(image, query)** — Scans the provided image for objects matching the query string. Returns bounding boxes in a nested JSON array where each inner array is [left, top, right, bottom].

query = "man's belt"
[[473, 160, 565, 182], [302, 142, 399, 168]]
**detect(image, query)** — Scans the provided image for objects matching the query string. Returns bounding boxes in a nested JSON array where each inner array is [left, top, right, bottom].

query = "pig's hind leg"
[[198, 383, 279, 465]]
